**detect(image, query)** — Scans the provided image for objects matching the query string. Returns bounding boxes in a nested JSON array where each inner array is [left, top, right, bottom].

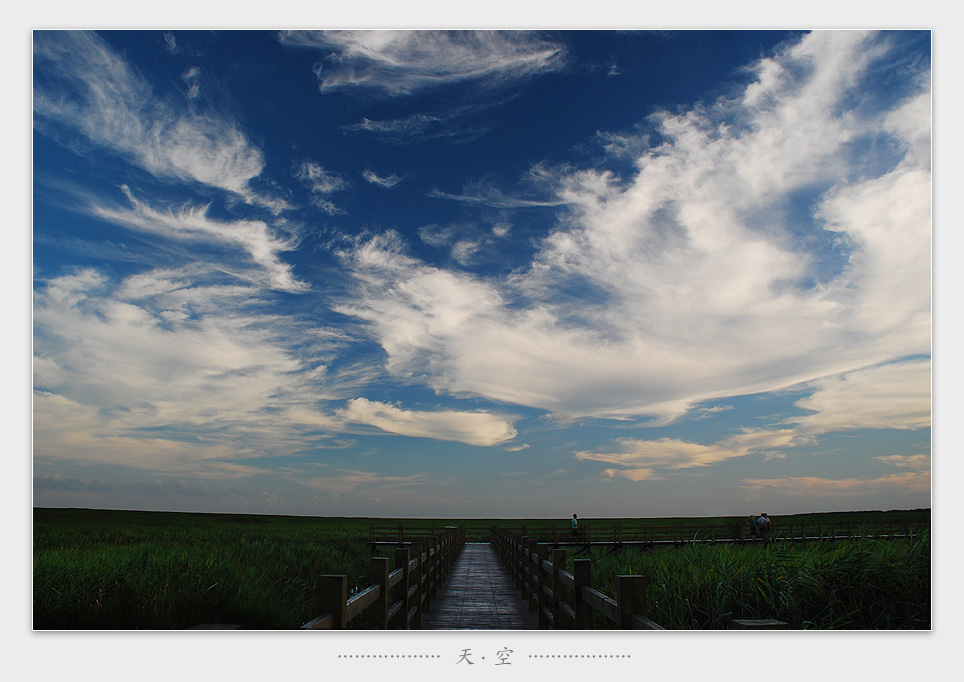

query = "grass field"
[[569, 536, 930, 629], [33, 507, 930, 630]]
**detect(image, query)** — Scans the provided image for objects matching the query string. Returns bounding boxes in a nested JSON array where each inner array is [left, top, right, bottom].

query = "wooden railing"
[[491, 527, 664, 630], [302, 526, 465, 629], [485, 520, 927, 547], [370, 523, 477, 545]]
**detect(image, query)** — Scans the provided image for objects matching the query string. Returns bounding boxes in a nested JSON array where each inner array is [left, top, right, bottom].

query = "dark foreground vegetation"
[[33, 507, 929, 630], [574, 535, 930, 629]]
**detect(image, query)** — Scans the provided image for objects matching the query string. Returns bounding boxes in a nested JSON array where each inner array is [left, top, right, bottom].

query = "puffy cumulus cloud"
[[336, 31, 930, 425], [277, 30, 565, 96], [33, 31, 279, 209], [338, 398, 518, 446]]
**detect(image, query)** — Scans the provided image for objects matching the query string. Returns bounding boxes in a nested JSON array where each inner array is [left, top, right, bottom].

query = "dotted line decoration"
[[337, 655, 442, 659], [529, 654, 632, 658], [335, 653, 632, 660]]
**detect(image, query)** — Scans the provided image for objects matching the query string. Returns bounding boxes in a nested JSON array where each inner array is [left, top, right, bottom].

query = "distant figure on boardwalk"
[[757, 513, 771, 540], [748, 514, 758, 538], [571, 514, 578, 539]]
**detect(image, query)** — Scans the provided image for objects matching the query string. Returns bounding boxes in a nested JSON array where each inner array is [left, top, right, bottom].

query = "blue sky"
[[32, 29, 932, 519]]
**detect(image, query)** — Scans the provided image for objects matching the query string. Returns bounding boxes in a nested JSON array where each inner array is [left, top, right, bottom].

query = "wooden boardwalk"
[[421, 543, 538, 630]]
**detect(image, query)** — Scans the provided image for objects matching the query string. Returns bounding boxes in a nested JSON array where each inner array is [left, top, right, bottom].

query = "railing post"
[[528, 539, 539, 612], [517, 535, 529, 592], [317, 575, 348, 629], [617, 575, 647, 629], [394, 546, 410, 629], [573, 559, 593, 629], [552, 548, 567, 630], [370, 556, 389, 629], [412, 541, 423, 628], [430, 535, 439, 599], [535, 544, 549, 627], [419, 538, 431, 614]]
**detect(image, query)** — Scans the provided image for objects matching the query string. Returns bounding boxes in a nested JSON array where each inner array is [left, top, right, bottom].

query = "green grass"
[[579, 533, 931, 629], [34, 507, 931, 630], [33, 508, 374, 629]]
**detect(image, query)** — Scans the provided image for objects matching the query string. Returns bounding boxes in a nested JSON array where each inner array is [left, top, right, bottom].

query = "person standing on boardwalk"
[[571, 513, 578, 539], [757, 513, 771, 540]]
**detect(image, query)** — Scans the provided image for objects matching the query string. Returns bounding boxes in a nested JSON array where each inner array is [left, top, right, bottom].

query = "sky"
[[31, 29, 933, 519]]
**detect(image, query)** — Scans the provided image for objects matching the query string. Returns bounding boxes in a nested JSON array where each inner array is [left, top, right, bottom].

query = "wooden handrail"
[[479, 520, 927, 547], [302, 525, 465, 629], [490, 526, 665, 630]]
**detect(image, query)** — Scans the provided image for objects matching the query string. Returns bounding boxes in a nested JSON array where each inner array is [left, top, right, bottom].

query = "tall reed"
[[583, 532, 930, 629], [34, 510, 373, 629]]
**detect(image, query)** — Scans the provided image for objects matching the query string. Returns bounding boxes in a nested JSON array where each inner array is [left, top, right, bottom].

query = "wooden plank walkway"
[[421, 543, 538, 630]]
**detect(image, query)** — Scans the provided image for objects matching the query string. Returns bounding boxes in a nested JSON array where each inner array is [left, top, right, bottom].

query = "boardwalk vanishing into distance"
[[422, 543, 537, 630]]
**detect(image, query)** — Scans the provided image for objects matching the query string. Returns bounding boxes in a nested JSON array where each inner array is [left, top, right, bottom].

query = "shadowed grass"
[[34, 508, 930, 629], [582, 532, 930, 629], [34, 509, 373, 629]]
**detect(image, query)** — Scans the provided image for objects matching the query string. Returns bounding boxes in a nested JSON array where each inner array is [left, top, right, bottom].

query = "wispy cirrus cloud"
[[91, 185, 305, 292], [417, 222, 513, 266], [294, 160, 349, 215], [343, 106, 498, 144], [362, 169, 405, 188], [32, 266, 346, 472], [741, 472, 931, 498], [577, 429, 803, 481], [428, 178, 568, 209], [793, 358, 931, 435], [277, 30, 565, 96], [33, 31, 284, 211], [577, 357, 931, 481]]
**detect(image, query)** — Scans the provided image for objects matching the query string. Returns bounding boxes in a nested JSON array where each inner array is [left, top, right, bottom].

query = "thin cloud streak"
[[337, 398, 518, 446], [277, 30, 566, 96], [91, 186, 305, 292], [577, 357, 931, 482]]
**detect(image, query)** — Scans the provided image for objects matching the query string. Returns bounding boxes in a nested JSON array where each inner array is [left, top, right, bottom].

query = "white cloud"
[[337, 31, 931, 424], [277, 30, 565, 96], [342, 101, 509, 143], [576, 357, 930, 481], [338, 398, 518, 446], [91, 186, 305, 292], [793, 358, 931, 434], [362, 169, 404, 188], [181, 66, 202, 99], [576, 429, 802, 481], [32, 267, 354, 471], [741, 472, 931, 497], [33, 31, 279, 209], [294, 160, 349, 214]]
